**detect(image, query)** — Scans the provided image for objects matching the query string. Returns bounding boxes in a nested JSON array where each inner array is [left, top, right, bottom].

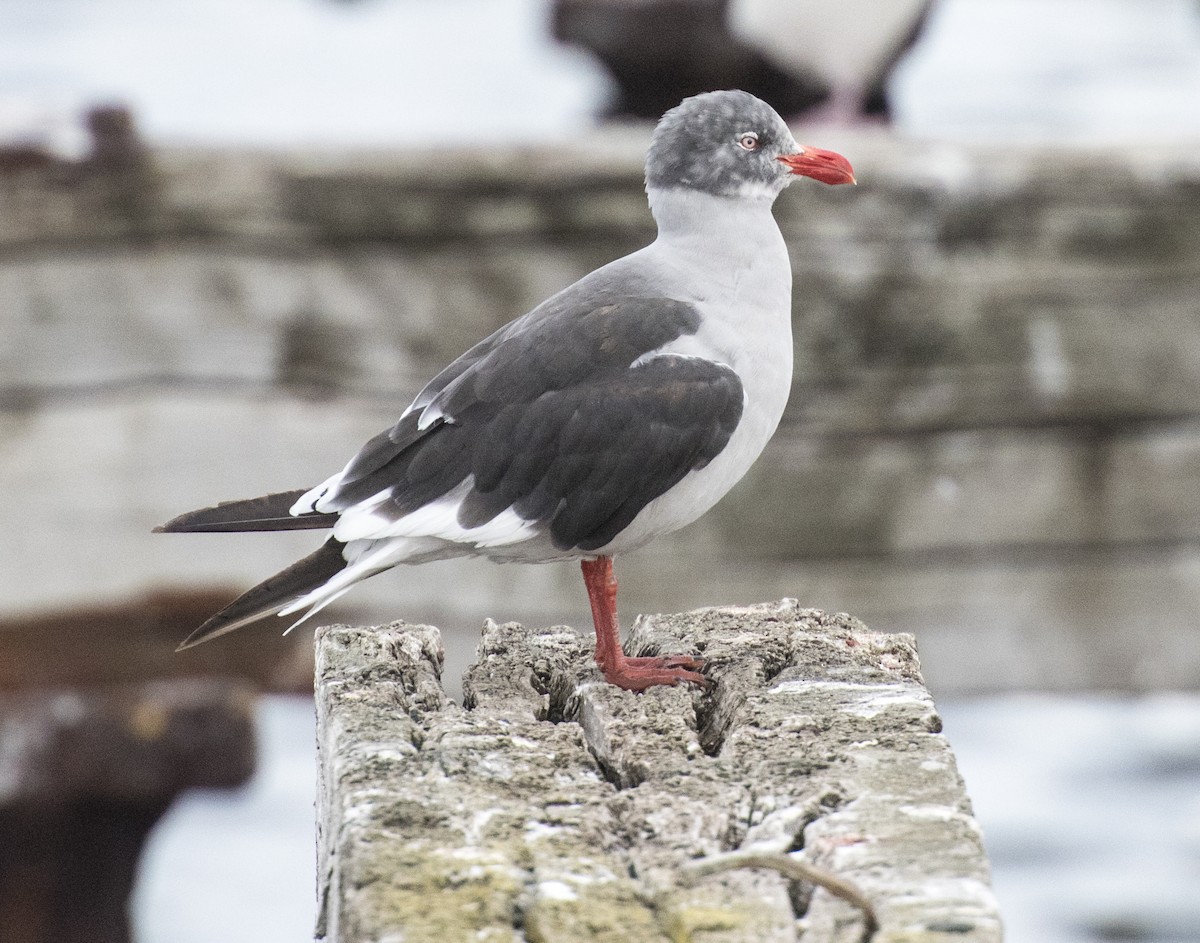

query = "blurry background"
[[2, 1, 1200, 941]]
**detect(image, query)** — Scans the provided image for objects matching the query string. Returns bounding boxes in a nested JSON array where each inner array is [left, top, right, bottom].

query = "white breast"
[[591, 202, 795, 554]]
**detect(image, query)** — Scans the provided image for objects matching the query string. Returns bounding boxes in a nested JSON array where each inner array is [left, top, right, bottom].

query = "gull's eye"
[[737, 132, 760, 151]]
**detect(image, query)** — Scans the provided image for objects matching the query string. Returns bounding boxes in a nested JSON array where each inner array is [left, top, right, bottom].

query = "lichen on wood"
[[315, 602, 1001, 942]]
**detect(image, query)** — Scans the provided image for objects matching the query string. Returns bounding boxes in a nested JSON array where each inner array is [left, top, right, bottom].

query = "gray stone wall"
[[3, 132, 1199, 694]]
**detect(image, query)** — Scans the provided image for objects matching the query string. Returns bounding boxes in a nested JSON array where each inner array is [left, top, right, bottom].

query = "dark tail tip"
[[155, 489, 336, 533], [174, 539, 348, 650]]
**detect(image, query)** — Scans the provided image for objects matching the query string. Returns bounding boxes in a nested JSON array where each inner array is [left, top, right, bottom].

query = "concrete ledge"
[[315, 603, 1001, 942]]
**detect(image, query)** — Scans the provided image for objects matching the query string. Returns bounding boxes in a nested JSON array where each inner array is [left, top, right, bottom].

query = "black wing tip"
[[175, 605, 274, 651], [175, 628, 215, 652], [153, 515, 270, 534], [173, 540, 348, 651], [153, 489, 336, 533], [154, 514, 199, 534], [174, 609, 247, 650]]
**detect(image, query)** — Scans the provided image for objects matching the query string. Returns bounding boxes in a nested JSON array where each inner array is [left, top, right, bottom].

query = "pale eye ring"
[[737, 132, 760, 151]]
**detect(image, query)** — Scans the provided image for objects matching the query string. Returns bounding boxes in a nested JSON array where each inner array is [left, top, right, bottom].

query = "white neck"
[[647, 186, 788, 271], [649, 184, 779, 232]]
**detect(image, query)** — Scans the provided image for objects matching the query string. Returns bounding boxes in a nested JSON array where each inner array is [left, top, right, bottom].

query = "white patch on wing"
[[291, 472, 344, 515], [630, 348, 729, 371], [332, 477, 540, 548], [406, 368, 474, 431], [416, 402, 449, 431]]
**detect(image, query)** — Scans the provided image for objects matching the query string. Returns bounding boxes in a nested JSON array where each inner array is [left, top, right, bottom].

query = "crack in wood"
[[316, 609, 1002, 942]]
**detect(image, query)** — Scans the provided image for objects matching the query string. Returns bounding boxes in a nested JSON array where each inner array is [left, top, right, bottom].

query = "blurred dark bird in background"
[[552, 0, 935, 121]]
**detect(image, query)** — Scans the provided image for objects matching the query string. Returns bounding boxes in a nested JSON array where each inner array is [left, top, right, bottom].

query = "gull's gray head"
[[645, 90, 855, 199]]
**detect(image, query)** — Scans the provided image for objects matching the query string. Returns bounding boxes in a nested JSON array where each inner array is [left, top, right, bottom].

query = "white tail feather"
[[282, 587, 355, 635]]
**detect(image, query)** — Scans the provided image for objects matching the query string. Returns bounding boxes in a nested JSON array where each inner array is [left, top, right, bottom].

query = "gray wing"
[[317, 294, 744, 552]]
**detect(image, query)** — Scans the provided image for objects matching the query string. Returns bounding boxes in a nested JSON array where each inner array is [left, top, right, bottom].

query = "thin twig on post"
[[680, 850, 878, 940]]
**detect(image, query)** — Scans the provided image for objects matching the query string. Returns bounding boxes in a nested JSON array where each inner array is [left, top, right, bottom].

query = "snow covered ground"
[[135, 693, 1200, 943]]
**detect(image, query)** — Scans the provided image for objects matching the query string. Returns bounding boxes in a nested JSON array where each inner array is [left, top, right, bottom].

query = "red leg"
[[580, 556, 706, 691]]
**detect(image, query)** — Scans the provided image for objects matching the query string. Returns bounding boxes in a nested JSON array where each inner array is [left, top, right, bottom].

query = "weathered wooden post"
[[315, 602, 1001, 942]]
